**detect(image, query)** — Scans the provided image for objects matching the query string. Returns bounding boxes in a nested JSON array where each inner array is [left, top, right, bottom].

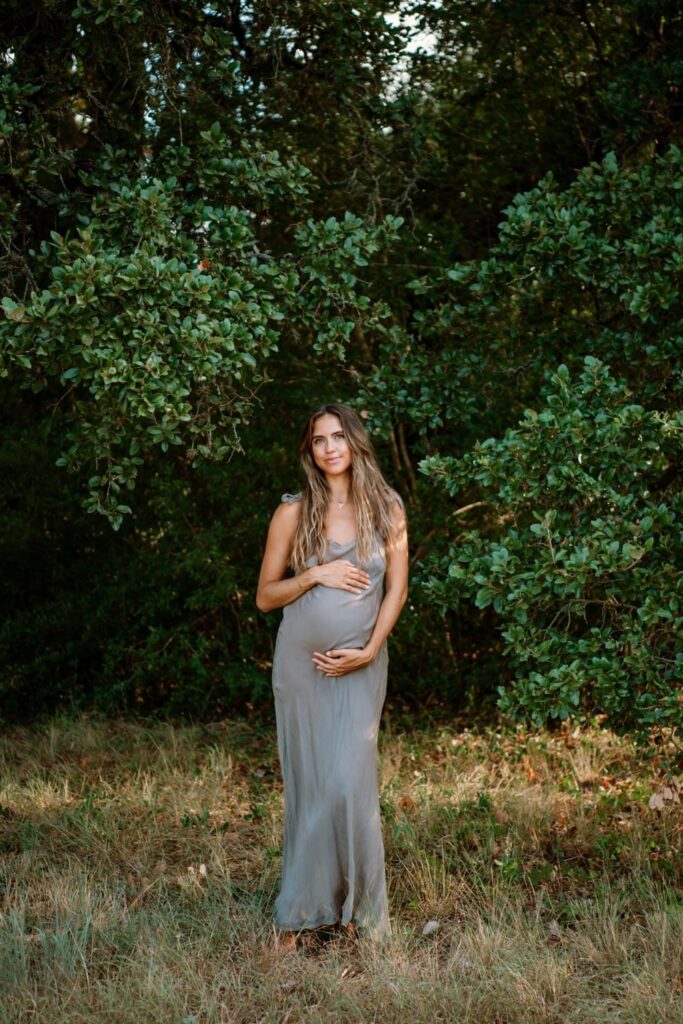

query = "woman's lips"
[[326, 456, 340, 463]]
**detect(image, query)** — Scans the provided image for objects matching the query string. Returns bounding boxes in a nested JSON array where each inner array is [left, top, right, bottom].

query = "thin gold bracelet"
[[296, 575, 305, 592]]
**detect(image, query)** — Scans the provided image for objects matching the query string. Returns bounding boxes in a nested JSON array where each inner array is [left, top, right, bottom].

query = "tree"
[[1, 2, 681, 727], [0, 2, 403, 524]]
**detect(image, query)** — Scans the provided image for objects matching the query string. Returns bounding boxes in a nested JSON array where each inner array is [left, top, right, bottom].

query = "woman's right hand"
[[310, 559, 370, 594]]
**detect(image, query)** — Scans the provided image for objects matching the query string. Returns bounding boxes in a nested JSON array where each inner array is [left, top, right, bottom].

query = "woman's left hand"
[[312, 646, 376, 677]]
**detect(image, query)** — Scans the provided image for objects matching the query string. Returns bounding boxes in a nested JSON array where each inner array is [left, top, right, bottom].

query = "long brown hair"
[[288, 403, 404, 573]]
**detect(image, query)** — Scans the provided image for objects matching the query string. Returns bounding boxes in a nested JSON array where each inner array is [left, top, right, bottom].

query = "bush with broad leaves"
[[419, 357, 682, 742]]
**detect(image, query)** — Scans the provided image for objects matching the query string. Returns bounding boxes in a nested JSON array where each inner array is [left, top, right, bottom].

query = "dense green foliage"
[[364, 145, 683, 438], [1, 124, 398, 524], [421, 358, 681, 739], [1, 2, 681, 747], [365, 146, 683, 740]]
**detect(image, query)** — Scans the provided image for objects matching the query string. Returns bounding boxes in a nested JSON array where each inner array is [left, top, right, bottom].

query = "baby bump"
[[279, 584, 380, 655]]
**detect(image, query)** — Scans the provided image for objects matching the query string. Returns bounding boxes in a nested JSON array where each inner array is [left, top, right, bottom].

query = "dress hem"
[[273, 913, 349, 932], [273, 910, 391, 938]]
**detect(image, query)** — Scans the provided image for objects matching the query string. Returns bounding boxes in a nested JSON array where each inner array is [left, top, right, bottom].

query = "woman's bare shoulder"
[[270, 491, 303, 531], [384, 486, 406, 512]]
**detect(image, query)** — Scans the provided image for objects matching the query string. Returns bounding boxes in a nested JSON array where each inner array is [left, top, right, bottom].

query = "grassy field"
[[0, 710, 681, 1023]]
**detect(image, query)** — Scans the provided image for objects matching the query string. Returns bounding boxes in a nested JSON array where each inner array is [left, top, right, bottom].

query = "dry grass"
[[0, 712, 681, 1023]]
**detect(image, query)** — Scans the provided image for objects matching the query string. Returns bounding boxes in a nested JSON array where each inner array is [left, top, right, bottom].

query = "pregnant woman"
[[256, 402, 408, 951]]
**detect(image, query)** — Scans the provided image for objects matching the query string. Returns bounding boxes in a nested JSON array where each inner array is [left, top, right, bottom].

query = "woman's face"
[[310, 413, 352, 476]]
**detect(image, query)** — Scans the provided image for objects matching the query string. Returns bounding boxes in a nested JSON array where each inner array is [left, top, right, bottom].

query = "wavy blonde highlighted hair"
[[288, 403, 404, 574]]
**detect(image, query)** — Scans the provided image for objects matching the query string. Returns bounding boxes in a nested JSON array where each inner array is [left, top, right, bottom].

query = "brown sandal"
[[273, 928, 297, 955]]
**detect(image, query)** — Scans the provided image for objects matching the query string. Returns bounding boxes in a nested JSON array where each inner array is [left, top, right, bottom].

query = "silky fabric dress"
[[271, 492, 390, 939]]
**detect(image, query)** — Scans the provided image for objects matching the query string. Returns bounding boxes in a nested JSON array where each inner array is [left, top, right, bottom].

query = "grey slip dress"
[[271, 491, 390, 939]]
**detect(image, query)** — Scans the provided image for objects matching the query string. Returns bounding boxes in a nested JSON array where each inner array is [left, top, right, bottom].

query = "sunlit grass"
[[1, 712, 681, 1023]]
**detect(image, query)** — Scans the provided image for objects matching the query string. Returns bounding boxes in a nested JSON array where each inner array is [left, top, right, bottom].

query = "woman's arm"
[[256, 500, 371, 613], [312, 499, 409, 676], [256, 501, 316, 613], [364, 499, 409, 658]]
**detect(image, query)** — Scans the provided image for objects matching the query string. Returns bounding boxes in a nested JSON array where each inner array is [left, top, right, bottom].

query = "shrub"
[[419, 357, 682, 742]]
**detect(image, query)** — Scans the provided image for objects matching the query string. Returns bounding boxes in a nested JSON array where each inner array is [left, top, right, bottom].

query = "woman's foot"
[[273, 928, 297, 955], [340, 921, 357, 942]]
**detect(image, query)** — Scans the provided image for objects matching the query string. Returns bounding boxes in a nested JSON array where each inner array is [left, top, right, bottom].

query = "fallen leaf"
[[398, 795, 417, 811], [648, 778, 682, 810]]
